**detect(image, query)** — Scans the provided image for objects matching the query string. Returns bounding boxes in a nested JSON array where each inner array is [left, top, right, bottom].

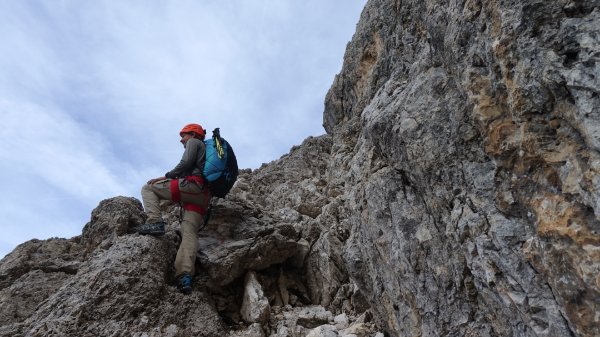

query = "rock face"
[[1, 1, 599, 336], [0, 197, 226, 337], [323, 0, 599, 336]]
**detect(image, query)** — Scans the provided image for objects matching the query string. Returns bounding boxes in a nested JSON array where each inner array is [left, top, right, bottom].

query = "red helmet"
[[179, 123, 206, 139]]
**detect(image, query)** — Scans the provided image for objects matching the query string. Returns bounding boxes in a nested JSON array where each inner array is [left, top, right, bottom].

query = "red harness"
[[170, 176, 209, 215]]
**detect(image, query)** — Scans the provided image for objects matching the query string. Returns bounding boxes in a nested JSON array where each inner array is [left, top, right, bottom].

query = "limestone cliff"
[[323, 0, 599, 336], [1, 1, 599, 336]]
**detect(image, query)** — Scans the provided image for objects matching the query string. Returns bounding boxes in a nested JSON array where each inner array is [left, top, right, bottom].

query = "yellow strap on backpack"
[[215, 137, 225, 159]]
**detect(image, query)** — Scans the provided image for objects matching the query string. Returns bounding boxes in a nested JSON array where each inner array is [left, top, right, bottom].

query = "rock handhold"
[[81, 196, 145, 255]]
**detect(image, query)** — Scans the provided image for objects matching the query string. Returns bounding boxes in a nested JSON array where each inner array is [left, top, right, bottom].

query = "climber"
[[131, 123, 211, 294]]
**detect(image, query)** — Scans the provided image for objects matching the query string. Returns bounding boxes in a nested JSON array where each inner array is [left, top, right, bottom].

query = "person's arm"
[[165, 138, 201, 179], [147, 176, 166, 184]]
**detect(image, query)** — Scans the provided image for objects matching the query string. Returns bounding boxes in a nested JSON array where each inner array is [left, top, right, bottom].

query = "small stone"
[[334, 313, 349, 330], [306, 324, 338, 337]]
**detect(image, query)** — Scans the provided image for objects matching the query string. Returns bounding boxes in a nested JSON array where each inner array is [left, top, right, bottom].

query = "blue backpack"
[[203, 128, 238, 198]]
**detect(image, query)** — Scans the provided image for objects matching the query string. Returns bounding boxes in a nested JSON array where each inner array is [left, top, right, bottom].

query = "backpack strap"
[[213, 128, 225, 158]]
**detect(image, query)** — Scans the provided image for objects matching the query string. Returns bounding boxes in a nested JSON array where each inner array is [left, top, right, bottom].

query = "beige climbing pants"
[[141, 177, 211, 277]]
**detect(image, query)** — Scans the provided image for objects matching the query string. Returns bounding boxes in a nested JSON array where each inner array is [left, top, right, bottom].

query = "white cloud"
[[0, 100, 122, 198]]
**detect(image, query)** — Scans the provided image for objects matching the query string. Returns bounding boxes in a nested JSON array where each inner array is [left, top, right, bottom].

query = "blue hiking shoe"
[[177, 273, 193, 295], [131, 222, 165, 236]]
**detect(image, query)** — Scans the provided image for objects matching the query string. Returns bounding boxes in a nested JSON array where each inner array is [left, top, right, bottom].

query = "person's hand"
[[147, 177, 166, 185]]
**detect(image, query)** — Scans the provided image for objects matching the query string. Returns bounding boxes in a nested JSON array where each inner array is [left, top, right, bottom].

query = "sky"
[[0, 1, 367, 259]]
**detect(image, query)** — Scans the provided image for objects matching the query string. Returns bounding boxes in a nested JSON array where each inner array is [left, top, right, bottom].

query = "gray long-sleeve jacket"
[[165, 138, 206, 179]]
